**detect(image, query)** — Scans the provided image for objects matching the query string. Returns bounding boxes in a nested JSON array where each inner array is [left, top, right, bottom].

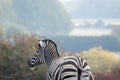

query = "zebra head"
[[28, 45, 45, 69], [28, 39, 60, 68]]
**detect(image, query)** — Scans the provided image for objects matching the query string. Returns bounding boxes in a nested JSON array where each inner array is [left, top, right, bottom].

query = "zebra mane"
[[41, 39, 60, 57], [39, 39, 57, 48], [44, 39, 56, 45], [39, 39, 56, 46]]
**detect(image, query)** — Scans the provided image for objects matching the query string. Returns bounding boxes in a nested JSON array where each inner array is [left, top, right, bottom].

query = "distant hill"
[[50, 36, 120, 52], [0, 0, 73, 36]]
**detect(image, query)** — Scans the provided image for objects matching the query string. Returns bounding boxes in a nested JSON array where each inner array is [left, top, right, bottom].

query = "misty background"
[[0, 0, 120, 53]]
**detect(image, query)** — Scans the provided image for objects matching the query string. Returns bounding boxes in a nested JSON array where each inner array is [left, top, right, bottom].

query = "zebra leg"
[[47, 76, 52, 80], [47, 72, 52, 80]]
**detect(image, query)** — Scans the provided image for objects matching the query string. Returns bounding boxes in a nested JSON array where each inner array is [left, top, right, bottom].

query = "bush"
[[79, 47, 120, 80], [79, 47, 119, 71], [0, 33, 47, 80]]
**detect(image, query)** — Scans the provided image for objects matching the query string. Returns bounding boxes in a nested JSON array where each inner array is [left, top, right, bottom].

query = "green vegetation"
[[0, 31, 47, 80], [0, 31, 120, 80], [80, 47, 119, 71]]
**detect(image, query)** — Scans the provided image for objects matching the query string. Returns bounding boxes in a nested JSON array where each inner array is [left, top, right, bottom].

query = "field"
[[0, 33, 120, 80]]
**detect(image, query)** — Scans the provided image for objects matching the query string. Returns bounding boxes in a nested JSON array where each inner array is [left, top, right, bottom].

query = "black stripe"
[[53, 64, 60, 79], [81, 58, 83, 64], [83, 75, 89, 77], [64, 57, 78, 62], [61, 68, 77, 73], [55, 68, 60, 80], [48, 72, 52, 80], [83, 62, 88, 68], [77, 57, 82, 80], [62, 75, 76, 79], [78, 69, 81, 80], [61, 61, 77, 68]]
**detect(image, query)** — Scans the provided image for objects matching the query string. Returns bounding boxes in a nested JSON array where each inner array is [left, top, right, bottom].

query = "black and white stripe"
[[28, 39, 94, 80], [28, 49, 45, 68]]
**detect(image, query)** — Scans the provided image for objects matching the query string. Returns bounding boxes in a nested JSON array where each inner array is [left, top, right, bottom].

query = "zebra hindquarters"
[[60, 59, 79, 80]]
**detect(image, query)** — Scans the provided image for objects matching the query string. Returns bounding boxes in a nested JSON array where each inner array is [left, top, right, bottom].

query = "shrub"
[[0, 33, 47, 80], [79, 47, 120, 80]]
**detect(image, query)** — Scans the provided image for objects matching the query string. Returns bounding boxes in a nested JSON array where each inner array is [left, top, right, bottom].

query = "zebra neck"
[[44, 43, 60, 67], [44, 52, 60, 67]]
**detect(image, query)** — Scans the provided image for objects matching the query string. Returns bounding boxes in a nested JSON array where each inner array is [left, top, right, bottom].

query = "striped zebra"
[[28, 39, 94, 80]]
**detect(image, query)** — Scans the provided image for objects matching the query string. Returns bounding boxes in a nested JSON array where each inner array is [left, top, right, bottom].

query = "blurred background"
[[0, 0, 120, 80]]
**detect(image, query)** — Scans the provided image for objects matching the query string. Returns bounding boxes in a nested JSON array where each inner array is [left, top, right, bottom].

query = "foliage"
[[79, 47, 119, 71], [78, 47, 120, 80], [0, 33, 47, 80]]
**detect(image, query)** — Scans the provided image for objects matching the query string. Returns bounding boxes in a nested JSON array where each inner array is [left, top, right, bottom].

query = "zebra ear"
[[39, 40, 46, 48]]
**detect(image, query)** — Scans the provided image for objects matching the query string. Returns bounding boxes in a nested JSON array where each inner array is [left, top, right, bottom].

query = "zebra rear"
[[48, 56, 93, 80]]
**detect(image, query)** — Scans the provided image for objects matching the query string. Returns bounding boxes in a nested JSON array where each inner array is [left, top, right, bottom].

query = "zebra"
[[28, 39, 94, 80]]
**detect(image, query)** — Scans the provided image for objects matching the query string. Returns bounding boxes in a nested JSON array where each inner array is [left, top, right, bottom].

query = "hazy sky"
[[1, 0, 119, 37], [59, 0, 120, 19], [59, 0, 120, 37]]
